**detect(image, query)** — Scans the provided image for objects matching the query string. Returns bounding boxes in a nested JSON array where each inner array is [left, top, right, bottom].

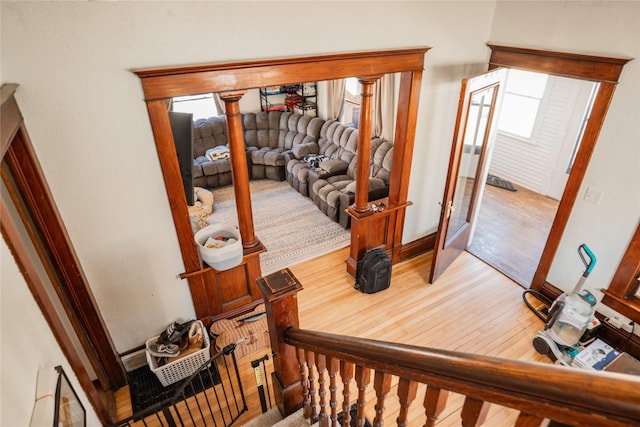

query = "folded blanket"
[[302, 154, 329, 169], [205, 145, 230, 161]]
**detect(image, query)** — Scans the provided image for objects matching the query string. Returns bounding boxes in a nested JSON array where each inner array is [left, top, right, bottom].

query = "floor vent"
[[121, 349, 147, 372]]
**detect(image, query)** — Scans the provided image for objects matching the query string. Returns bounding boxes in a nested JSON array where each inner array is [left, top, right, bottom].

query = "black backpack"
[[355, 248, 392, 294]]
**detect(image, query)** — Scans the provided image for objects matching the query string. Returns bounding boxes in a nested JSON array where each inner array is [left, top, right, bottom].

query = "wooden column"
[[220, 91, 258, 248], [346, 77, 379, 277], [257, 268, 304, 417], [350, 77, 378, 214]]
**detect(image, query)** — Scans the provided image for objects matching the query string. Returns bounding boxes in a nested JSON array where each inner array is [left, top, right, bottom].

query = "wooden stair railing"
[[257, 269, 640, 427]]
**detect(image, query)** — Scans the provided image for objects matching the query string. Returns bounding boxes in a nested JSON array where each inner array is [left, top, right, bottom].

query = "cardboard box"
[[603, 352, 640, 376]]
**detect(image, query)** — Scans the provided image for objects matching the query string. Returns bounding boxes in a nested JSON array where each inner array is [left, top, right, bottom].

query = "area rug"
[[202, 180, 351, 275], [487, 174, 517, 192]]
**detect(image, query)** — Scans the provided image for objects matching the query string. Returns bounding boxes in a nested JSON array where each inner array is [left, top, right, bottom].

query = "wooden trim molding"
[[487, 44, 630, 83], [134, 48, 429, 100], [601, 221, 640, 323], [486, 44, 632, 292], [1, 85, 115, 424], [134, 48, 430, 316], [399, 232, 436, 262]]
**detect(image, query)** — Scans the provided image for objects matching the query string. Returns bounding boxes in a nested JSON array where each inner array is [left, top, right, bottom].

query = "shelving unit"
[[259, 86, 287, 112], [260, 82, 317, 117]]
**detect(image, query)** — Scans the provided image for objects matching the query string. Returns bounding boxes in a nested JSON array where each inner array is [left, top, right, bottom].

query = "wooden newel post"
[[256, 268, 304, 417]]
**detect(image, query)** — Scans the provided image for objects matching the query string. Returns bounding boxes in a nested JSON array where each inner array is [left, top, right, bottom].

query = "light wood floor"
[[115, 247, 550, 426], [468, 182, 558, 287]]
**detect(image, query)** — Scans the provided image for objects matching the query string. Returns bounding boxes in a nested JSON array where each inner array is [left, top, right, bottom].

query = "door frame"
[[486, 45, 630, 291], [1, 84, 120, 425]]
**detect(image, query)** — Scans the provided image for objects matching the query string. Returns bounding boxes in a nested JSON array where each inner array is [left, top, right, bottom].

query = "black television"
[[169, 111, 194, 206]]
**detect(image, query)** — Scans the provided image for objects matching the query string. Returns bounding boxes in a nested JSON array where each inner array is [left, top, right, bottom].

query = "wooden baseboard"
[[399, 232, 436, 261]]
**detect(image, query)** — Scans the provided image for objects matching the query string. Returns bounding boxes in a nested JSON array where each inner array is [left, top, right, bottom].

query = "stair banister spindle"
[[307, 350, 318, 422], [396, 377, 418, 427], [298, 347, 311, 419], [340, 361, 355, 427], [423, 386, 448, 427], [461, 396, 490, 427], [514, 412, 546, 427], [373, 370, 392, 427], [328, 357, 340, 427], [317, 354, 329, 426], [355, 366, 371, 427]]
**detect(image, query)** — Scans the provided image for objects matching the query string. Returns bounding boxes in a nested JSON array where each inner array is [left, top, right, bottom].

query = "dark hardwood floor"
[[467, 180, 558, 287]]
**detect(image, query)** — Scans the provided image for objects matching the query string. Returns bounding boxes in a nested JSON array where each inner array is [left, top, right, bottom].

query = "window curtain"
[[213, 94, 225, 116], [325, 79, 346, 120], [371, 73, 397, 141]]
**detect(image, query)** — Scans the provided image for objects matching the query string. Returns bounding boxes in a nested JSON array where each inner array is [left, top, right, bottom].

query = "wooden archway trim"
[[134, 48, 430, 318], [487, 44, 632, 293]]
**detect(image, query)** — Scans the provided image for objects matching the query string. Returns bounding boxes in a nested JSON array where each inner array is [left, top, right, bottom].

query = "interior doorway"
[[467, 70, 598, 287]]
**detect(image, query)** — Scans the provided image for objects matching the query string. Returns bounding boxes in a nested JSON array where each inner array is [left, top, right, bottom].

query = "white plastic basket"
[[145, 320, 210, 386], [194, 223, 243, 271]]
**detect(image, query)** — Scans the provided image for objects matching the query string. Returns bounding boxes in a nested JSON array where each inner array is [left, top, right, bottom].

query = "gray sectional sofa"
[[190, 111, 393, 229]]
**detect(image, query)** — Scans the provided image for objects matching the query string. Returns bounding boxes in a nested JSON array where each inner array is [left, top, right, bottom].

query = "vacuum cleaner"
[[527, 244, 598, 365]]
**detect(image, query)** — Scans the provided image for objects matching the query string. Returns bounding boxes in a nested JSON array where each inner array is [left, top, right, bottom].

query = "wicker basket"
[[145, 320, 210, 386]]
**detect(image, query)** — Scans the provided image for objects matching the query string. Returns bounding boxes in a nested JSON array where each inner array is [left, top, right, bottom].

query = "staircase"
[[257, 268, 640, 427]]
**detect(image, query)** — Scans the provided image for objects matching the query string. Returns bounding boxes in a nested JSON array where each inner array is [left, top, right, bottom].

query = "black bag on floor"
[[355, 248, 392, 294]]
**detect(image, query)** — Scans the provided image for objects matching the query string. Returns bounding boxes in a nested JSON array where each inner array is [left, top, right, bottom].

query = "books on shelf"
[[572, 339, 620, 370]]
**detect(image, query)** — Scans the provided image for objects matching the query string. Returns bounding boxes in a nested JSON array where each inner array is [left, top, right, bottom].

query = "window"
[[172, 94, 219, 120], [341, 77, 361, 128], [497, 69, 548, 140]]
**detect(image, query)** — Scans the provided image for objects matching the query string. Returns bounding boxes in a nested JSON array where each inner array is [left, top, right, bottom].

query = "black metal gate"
[[112, 344, 247, 427]]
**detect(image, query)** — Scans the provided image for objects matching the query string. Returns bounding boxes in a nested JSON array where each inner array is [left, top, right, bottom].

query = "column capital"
[[357, 76, 382, 87], [219, 90, 247, 103]]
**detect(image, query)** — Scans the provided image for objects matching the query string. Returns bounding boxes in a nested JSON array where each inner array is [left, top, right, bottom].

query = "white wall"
[[490, 1, 640, 318], [490, 75, 594, 198], [0, 1, 496, 352], [1, 239, 101, 426], [2, 0, 637, 363]]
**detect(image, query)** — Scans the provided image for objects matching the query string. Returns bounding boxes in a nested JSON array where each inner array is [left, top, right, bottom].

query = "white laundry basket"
[[194, 223, 243, 271], [145, 320, 210, 386]]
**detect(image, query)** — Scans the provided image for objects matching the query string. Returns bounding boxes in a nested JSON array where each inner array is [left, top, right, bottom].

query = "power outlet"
[[584, 187, 603, 205], [606, 315, 634, 333]]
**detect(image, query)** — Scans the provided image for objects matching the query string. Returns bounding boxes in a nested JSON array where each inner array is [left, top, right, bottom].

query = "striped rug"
[[203, 180, 351, 275]]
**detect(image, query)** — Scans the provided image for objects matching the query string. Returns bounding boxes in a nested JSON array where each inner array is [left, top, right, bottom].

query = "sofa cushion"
[[292, 142, 319, 158], [251, 147, 288, 167], [345, 177, 387, 194], [318, 159, 349, 174], [193, 116, 228, 157], [199, 158, 231, 175]]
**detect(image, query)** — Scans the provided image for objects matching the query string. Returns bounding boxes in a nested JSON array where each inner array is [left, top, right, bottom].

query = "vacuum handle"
[[578, 244, 596, 278]]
